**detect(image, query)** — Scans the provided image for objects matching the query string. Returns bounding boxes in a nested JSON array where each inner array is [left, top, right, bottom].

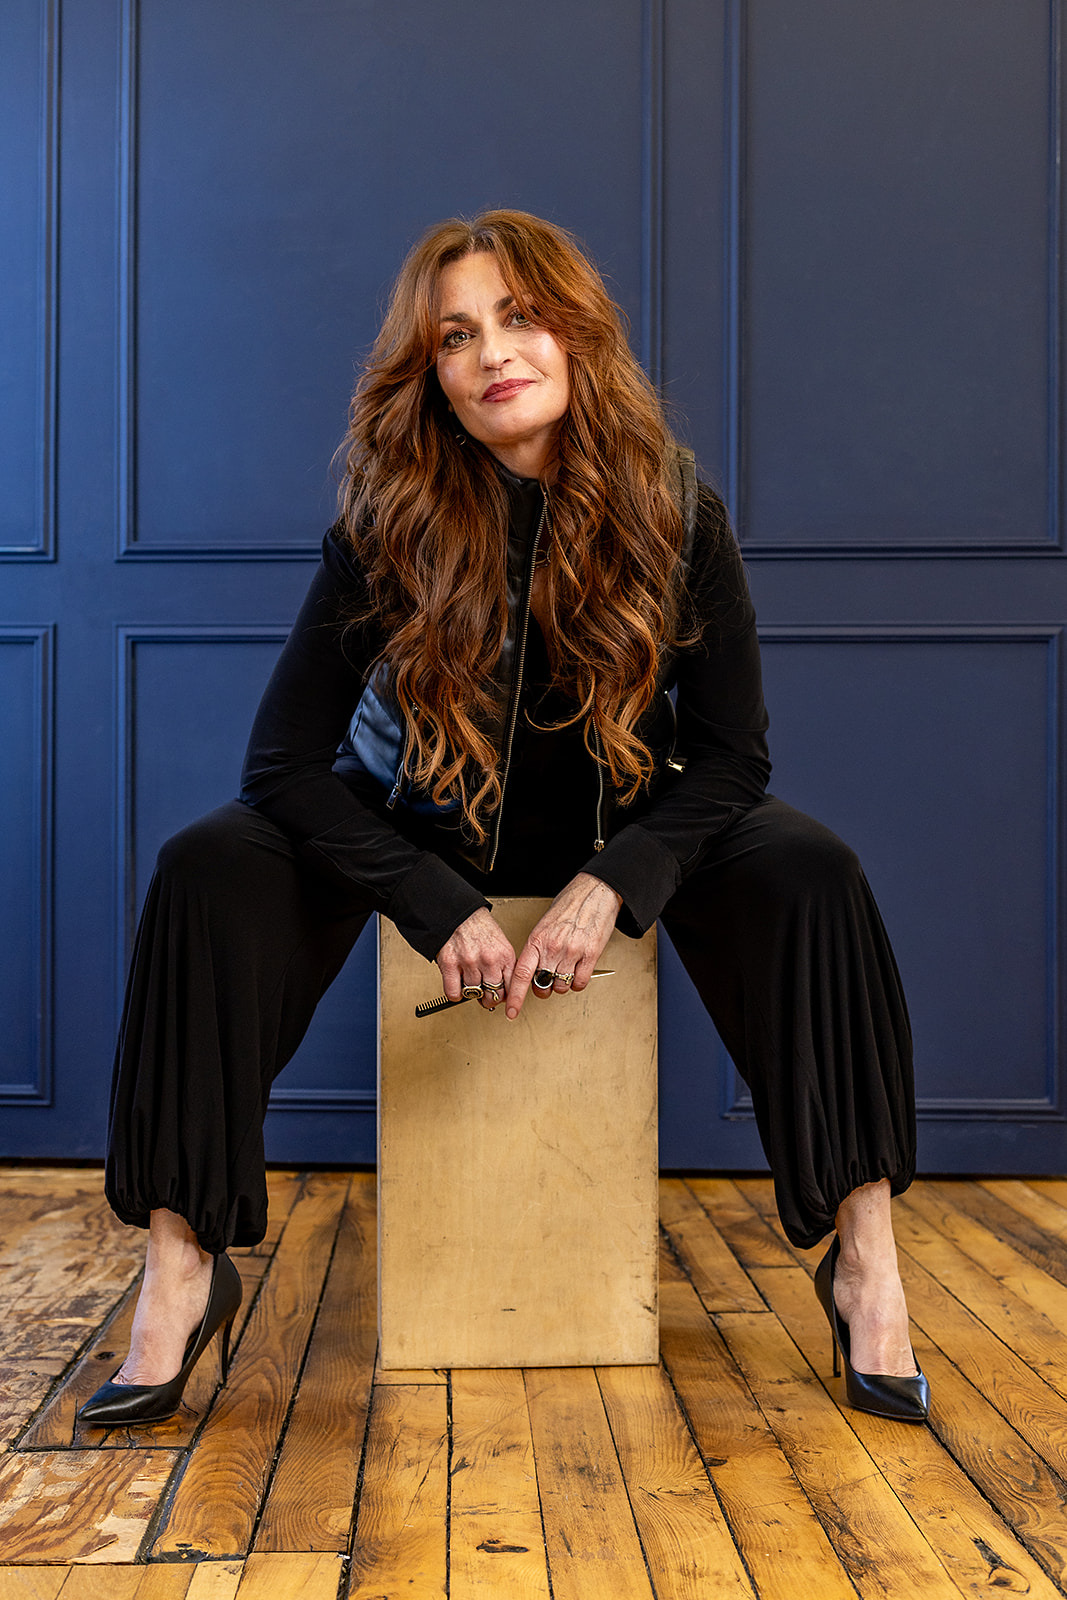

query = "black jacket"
[[240, 475, 772, 960]]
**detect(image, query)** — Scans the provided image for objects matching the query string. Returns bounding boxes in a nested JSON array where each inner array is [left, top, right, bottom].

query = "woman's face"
[[434, 252, 570, 480]]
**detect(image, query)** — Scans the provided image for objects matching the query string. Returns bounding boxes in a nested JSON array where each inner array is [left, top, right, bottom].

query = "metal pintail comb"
[[415, 969, 615, 1018]]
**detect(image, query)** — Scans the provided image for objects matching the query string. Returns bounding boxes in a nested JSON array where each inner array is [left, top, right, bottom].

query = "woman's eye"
[[440, 329, 469, 351], [509, 310, 532, 327]]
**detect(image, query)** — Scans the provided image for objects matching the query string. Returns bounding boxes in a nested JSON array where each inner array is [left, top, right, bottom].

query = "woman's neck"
[[489, 444, 560, 488]]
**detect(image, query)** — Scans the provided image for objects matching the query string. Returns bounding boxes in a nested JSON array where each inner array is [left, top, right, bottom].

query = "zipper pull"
[[594, 838, 605, 852], [386, 776, 403, 810]]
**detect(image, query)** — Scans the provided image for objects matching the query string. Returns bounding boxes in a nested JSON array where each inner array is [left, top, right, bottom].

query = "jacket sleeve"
[[582, 487, 772, 935], [239, 528, 489, 959]]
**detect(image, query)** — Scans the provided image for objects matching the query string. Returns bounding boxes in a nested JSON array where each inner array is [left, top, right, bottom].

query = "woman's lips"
[[481, 379, 534, 402]]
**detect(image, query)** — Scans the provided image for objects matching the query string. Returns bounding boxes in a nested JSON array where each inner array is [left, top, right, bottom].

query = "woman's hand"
[[506, 873, 622, 1018], [436, 907, 516, 1011]]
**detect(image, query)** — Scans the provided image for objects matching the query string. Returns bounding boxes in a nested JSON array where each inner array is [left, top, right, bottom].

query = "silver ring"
[[532, 969, 555, 993]]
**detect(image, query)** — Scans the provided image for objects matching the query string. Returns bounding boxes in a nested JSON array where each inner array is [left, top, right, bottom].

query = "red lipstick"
[[482, 380, 533, 402]]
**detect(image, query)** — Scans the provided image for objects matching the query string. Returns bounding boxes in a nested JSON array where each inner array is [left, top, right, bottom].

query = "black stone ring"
[[532, 968, 555, 993]]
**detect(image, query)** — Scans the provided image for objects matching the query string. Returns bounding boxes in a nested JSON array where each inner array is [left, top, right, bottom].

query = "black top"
[[240, 482, 772, 960]]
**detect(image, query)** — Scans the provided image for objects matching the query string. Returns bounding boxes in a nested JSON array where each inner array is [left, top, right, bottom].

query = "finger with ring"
[[532, 969, 555, 994], [482, 982, 503, 1004], [555, 971, 575, 988], [461, 984, 484, 1001]]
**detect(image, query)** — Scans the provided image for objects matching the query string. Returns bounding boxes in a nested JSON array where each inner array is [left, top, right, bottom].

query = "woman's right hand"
[[436, 907, 516, 1011]]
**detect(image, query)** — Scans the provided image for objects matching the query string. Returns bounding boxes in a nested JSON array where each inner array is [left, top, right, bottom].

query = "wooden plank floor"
[[3, 1172, 1067, 1597]]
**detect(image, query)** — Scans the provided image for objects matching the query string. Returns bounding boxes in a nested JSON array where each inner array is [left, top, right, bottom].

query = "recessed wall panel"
[[740, 0, 1056, 551], [757, 629, 1060, 1113], [118, 629, 375, 1107], [120, 631, 287, 924], [661, 0, 727, 472], [0, 629, 53, 1101], [0, 0, 55, 557], [123, 0, 646, 555]]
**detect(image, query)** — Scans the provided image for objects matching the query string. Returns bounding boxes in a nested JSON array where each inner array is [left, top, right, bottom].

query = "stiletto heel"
[[219, 1310, 235, 1383], [813, 1236, 929, 1423], [79, 1252, 242, 1427]]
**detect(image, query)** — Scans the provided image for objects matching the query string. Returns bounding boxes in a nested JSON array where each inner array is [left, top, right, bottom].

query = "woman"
[[81, 210, 927, 1427]]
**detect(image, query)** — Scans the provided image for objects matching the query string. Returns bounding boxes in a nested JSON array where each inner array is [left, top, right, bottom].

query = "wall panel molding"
[[114, 624, 289, 982], [724, 1082, 1067, 1121], [115, 0, 137, 561], [0, 627, 54, 1103], [719, 623, 1064, 1121], [1046, 0, 1063, 552], [641, 0, 665, 388], [721, 0, 744, 524], [114, 0, 319, 562], [117, 0, 656, 561], [115, 624, 373, 1118], [266, 1087, 376, 1113], [726, 0, 1064, 559], [1, 0, 58, 561]]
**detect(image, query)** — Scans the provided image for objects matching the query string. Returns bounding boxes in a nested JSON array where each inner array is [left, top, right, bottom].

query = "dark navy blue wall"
[[3, 0, 1065, 1174]]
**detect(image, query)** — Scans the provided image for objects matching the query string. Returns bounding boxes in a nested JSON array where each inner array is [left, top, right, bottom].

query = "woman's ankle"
[[144, 1209, 211, 1278]]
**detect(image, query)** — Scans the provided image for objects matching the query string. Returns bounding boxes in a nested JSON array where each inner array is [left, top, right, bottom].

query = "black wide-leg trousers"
[[105, 796, 915, 1254]]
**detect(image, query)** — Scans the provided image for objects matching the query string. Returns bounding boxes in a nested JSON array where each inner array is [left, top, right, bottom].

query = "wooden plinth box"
[[377, 898, 658, 1369]]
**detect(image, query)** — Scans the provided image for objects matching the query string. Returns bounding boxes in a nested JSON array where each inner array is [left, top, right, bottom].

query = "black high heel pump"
[[79, 1252, 242, 1426], [813, 1236, 929, 1423]]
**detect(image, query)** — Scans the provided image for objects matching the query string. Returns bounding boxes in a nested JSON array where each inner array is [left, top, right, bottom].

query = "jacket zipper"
[[592, 724, 606, 852], [386, 728, 411, 810], [486, 498, 547, 871]]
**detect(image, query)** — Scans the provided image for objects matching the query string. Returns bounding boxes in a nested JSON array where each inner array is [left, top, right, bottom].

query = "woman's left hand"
[[506, 873, 622, 1018]]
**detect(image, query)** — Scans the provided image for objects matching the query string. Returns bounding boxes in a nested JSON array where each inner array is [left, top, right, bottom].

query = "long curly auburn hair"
[[340, 209, 692, 842]]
